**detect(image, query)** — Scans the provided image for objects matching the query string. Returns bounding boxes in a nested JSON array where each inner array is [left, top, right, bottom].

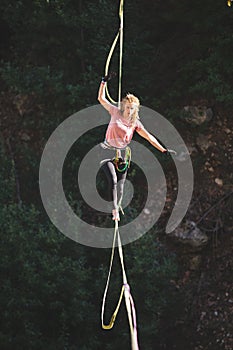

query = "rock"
[[189, 255, 202, 270], [225, 225, 233, 233], [183, 106, 213, 126], [187, 144, 198, 154], [196, 134, 212, 153], [175, 150, 190, 162], [204, 161, 214, 172], [20, 132, 31, 141], [169, 220, 208, 251], [143, 208, 150, 215], [172, 144, 195, 162], [13, 94, 29, 116], [224, 128, 231, 134], [215, 178, 223, 186]]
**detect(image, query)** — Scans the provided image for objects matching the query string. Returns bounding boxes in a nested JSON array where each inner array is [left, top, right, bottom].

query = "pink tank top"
[[105, 105, 144, 148]]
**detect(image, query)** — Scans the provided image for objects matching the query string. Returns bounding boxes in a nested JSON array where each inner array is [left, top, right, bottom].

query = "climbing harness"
[[113, 146, 131, 173], [113, 158, 129, 173], [100, 141, 131, 172], [100, 1, 140, 349]]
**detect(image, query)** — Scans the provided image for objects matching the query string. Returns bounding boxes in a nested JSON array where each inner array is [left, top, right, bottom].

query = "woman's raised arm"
[[97, 80, 112, 112], [98, 73, 116, 112]]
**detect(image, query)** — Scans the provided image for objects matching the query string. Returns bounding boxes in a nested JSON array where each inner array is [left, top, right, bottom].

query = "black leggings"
[[102, 160, 128, 210]]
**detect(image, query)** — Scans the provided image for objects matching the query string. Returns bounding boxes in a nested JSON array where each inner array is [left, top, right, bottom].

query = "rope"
[[105, 0, 124, 106], [118, 0, 124, 107], [117, 230, 139, 350], [101, 211, 140, 349], [101, 1, 139, 348], [101, 221, 124, 330]]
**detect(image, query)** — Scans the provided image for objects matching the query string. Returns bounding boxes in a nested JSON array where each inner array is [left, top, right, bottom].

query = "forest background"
[[0, 1, 233, 349]]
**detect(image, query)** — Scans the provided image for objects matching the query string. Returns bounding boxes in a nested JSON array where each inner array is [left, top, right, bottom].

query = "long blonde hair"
[[120, 93, 140, 126]]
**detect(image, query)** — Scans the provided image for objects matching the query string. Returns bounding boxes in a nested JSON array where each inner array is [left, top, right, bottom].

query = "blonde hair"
[[121, 93, 140, 126]]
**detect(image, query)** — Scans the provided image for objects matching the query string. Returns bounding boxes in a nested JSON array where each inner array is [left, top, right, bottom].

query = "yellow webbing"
[[101, 221, 125, 330], [101, 1, 140, 348], [101, 219, 139, 349], [105, 0, 124, 107], [117, 231, 139, 350]]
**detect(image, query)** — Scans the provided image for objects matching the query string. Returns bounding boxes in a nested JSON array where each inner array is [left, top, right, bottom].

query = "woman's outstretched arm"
[[136, 128, 167, 153]]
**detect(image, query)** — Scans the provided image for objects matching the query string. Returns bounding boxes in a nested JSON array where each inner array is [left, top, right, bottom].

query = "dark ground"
[[156, 107, 233, 350]]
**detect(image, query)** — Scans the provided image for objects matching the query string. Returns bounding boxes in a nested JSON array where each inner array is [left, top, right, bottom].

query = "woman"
[[98, 74, 172, 221]]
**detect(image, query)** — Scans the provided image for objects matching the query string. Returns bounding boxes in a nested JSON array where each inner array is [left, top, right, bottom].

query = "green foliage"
[[0, 62, 62, 94], [0, 145, 179, 349], [0, 202, 179, 349], [0, 62, 86, 114], [177, 32, 233, 104], [0, 203, 101, 349], [1, 0, 233, 111]]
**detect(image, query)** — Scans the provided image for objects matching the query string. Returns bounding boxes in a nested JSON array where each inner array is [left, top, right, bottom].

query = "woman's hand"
[[163, 149, 177, 155], [102, 71, 116, 82], [98, 72, 116, 112]]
